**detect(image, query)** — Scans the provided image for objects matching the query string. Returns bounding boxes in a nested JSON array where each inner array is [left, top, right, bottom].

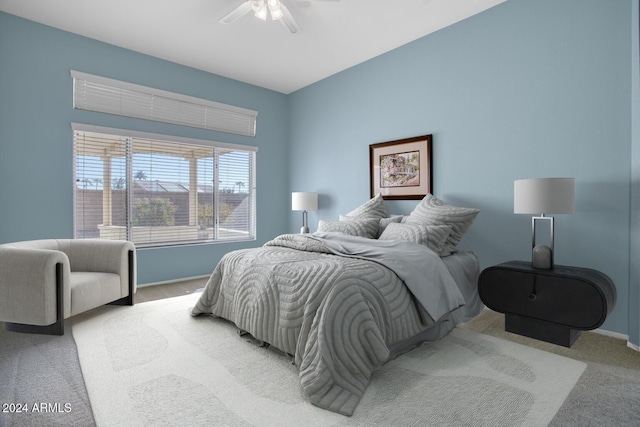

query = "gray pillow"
[[345, 193, 388, 220], [406, 194, 479, 256], [339, 214, 391, 239], [377, 215, 403, 237], [318, 218, 379, 239], [378, 222, 452, 256]]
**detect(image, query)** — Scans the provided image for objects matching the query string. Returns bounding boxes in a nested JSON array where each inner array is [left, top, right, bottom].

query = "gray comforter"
[[191, 232, 466, 416]]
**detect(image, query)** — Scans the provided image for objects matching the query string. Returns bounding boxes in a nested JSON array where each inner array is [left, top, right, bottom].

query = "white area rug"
[[72, 293, 586, 426]]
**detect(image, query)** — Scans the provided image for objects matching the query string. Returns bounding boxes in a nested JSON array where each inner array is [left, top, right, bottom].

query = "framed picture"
[[369, 134, 432, 200]]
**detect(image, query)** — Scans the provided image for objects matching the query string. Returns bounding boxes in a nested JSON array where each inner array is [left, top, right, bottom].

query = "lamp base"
[[532, 244, 552, 269], [300, 226, 309, 234]]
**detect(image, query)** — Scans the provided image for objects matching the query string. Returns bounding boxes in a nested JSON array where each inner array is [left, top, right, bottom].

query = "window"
[[73, 124, 257, 247]]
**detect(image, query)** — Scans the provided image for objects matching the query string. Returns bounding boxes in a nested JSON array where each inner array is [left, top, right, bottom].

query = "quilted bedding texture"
[[190, 232, 467, 416]]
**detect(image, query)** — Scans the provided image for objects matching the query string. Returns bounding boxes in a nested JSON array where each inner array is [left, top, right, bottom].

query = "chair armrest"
[[59, 239, 136, 298], [0, 247, 71, 324]]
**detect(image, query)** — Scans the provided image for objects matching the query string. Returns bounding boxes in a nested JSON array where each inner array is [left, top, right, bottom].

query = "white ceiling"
[[0, 0, 506, 94]]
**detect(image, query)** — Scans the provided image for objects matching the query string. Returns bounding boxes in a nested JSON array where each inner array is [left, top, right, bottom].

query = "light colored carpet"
[[71, 293, 586, 427], [461, 309, 640, 426]]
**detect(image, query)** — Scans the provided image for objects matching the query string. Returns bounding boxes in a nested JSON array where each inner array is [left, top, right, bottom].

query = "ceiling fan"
[[220, 0, 339, 34]]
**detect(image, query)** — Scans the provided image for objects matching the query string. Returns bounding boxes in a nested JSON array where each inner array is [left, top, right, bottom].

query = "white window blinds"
[[71, 71, 258, 137], [73, 124, 257, 247]]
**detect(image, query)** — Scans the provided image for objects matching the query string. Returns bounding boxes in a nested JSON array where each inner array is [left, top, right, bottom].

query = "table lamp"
[[514, 178, 575, 269], [292, 192, 318, 234]]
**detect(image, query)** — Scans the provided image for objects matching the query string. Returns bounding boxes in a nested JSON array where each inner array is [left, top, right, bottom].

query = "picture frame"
[[369, 134, 432, 200]]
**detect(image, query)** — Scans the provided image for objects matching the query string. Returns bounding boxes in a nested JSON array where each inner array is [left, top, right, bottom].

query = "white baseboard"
[[592, 328, 627, 340], [586, 328, 640, 352], [138, 274, 209, 288], [481, 307, 640, 353]]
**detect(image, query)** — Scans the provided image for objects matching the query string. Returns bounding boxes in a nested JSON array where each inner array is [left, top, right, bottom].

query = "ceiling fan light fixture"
[[268, 0, 283, 20], [219, 0, 305, 33], [270, 9, 283, 20], [250, 0, 264, 13], [254, 4, 268, 20]]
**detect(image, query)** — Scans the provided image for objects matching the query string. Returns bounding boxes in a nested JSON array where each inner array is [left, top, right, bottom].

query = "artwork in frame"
[[369, 134, 432, 200]]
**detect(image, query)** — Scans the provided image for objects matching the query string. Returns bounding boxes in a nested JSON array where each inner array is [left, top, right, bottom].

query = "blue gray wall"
[[289, 0, 634, 338], [1, 0, 638, 341], [0, 11, 290, 284]]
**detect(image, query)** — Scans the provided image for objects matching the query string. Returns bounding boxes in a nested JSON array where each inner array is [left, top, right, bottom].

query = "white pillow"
[[318, 218, 379, 239], [406, 194, 479, 256], [378, 222, 452, 256], [345, 193, 388, 220]]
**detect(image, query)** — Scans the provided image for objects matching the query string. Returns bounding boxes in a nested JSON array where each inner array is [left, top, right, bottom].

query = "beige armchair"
[[0, 239, 136, 335]]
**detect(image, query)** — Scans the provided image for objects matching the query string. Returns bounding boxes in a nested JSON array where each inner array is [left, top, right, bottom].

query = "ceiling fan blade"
[[220, 1, 252, 24], [279, 4, 303, 34]]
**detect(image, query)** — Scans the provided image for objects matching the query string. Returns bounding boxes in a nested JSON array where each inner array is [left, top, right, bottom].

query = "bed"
[[191, 193, 481, 416]]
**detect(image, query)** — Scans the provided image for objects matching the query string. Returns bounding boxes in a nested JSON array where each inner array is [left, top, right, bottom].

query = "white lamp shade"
[[292, 192, 318, 211], [514, 178, 575, 214]]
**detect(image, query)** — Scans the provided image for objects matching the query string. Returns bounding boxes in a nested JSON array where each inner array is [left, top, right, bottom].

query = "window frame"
[[72, 123, 258, 248]]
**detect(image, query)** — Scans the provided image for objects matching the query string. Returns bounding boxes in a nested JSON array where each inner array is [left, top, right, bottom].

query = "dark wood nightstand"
[[478, 261, 617, 347]]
